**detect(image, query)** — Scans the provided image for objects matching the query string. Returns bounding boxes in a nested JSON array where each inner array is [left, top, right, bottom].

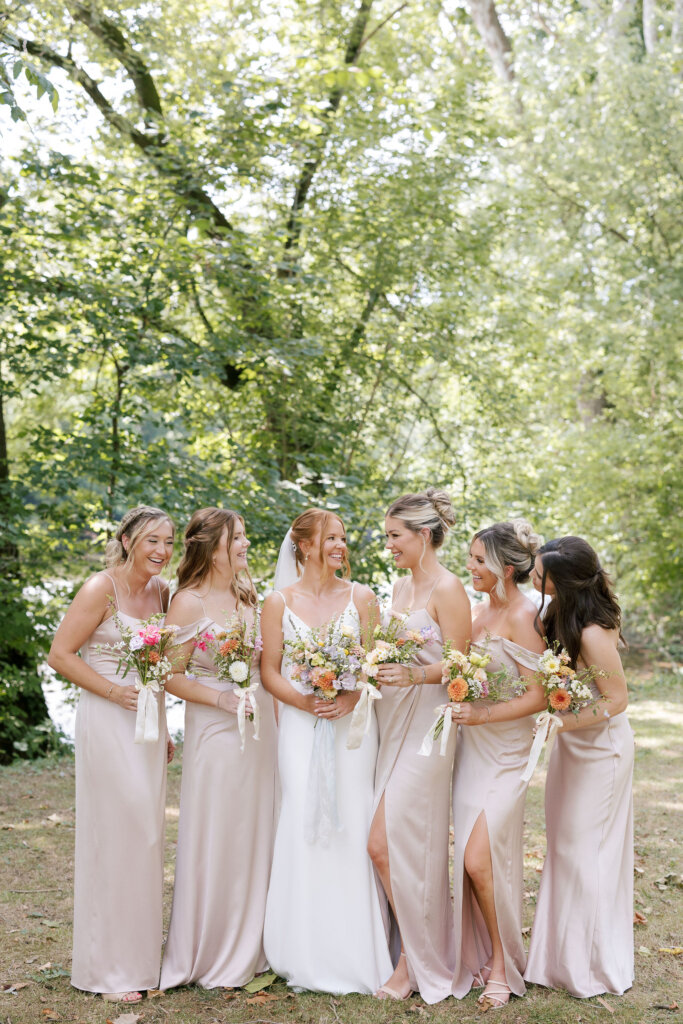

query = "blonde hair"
[[105, 506, 174, 570], [176, 507, 257, 607], [290, 509, 350, 581], [386, 487, 456, 549], [473, 519, 541, 601]]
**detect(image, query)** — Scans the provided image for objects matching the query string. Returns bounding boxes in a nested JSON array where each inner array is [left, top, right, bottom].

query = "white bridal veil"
[[273, 528, 299, 590]]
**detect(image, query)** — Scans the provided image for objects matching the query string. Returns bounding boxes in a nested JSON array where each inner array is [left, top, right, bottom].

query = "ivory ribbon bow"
[[346, 682, 382, 750], [235, 681, 261, 752], [418, 703, 453, 757], [134, 680, 160, 744], [520, 710, 563, 782]]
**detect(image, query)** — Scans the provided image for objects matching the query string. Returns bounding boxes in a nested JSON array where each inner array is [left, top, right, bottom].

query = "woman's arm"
[[555, 625, 628, 733], [47, 574, 138, 710], [259, 593, 318, 714]]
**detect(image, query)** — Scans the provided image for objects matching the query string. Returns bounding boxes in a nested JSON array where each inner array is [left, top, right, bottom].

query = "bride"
[[261, 508, 392, 994]]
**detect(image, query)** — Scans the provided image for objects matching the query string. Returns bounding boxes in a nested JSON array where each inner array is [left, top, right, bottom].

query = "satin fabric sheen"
[[451, 636, 538, 998], [160, 616, 277, 989], [525, 692, 635, 997], [72, 611, 167, 993], [373, 607, 456, 1004], [263, 591, 392, 994]]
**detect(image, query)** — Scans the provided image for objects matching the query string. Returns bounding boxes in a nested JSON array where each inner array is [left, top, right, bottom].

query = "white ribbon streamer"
[[521, 710, 563, 782], [134, 681, 160, 744], [304, 718, 341, 846], [235, 681, 261, 752], [418, 703, 453, 757], [346, 682, 382, 750]]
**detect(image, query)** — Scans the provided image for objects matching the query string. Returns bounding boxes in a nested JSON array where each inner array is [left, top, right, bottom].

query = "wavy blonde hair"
[[105, 506, 174, 571]]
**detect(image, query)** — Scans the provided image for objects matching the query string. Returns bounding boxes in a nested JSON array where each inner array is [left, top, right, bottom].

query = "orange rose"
[[549, 689, 571, 711], [396, 638, 406, 647], [448, 677, 468, 702]]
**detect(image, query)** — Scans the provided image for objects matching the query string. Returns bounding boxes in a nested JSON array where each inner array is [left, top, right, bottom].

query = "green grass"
[[0, 657, 681, 1023]]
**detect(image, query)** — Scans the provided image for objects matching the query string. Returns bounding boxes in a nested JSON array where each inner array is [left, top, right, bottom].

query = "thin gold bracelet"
[[105, 684, 114, 701]]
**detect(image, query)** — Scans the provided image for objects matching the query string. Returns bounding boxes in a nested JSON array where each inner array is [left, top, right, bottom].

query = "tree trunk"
[[643, 0, 657, 53], [466, 0, 514, 82]]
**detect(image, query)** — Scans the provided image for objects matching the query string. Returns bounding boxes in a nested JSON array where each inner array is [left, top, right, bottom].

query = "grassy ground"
[[1, 656, 681, 1024]]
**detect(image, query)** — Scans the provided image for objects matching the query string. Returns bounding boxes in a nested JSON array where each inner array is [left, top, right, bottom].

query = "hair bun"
[[424, 487, 456, 530], [510, 518, 542, 557]]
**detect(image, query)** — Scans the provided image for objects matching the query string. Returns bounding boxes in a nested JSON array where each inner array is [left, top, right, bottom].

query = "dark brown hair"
[[536, 536, 624, 667], [177, 507, 257, 607]]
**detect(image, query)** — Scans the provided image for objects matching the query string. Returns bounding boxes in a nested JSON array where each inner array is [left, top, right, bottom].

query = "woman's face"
[[213, 522, 250, 577], [300, 517, 347, 573], [384, 516, 428, 570], [532, 555, 555, 596], [466, 537, 498, 595], [128, 518, 174, 576]]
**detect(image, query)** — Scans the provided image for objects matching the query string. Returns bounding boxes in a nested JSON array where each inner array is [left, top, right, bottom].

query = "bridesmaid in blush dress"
[[261, 508, 392, 994], [160, 508, 276, 990], [368, 488, 472, 1004], [525, 537, 634, 998], [48, 507, 175, 1005], [449, 520, 546, 1010]]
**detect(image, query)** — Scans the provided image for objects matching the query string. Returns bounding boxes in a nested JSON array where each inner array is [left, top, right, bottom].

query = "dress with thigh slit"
[[373, 603, 456, 1004], [450, 636, 538, 999]]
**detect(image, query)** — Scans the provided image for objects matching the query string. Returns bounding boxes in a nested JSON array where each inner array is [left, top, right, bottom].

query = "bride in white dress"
[[261, 509, 393, 994]]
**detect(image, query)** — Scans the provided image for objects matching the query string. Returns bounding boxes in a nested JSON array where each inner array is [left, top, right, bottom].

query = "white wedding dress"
[[263, 586, 393, 993]]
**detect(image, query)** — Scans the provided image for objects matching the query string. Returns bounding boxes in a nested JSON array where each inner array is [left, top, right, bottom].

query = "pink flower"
[[140, 626, 162, 646]]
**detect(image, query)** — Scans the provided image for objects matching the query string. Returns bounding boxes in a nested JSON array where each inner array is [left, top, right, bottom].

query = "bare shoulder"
[[434, 569, 468, 602], [581, 623, 620, 652], [509, 594, 540, 630], [167, 588, 204, 622], [350, 581, 376, 608], [262, 590, 286, 613], [74, 571, 115, 608]]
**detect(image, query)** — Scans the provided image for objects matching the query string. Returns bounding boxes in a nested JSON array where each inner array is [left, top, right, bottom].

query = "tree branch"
[[466, 0, 514, 83]]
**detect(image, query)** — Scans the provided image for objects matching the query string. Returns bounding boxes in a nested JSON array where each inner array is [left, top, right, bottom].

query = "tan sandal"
[[471, 964, 492, 990], [477, 978, 511, 1010], [373, 952, 413, 1001], [101, 991, 143, 1003]]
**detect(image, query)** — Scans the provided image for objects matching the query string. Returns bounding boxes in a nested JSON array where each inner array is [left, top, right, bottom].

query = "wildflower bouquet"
[[520, 646, 603, 781], [347, 616, 438, 750], [103, 612, 179, 743], [285, 620, 360, 702], [195, 616, 263, 749], [419, 644, 521, 757]]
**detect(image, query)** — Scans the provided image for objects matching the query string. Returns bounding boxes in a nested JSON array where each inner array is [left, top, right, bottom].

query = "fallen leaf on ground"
[[111, 1013, 142, 1024], [245, 992, 280, 1004], [638, 946, 651, 955], [222, 990, 237, 1001], [243, 970, 278, 993], [41, 1011, 60, 1021], [37, 963, 53, 971], [147, 987, 164, 998], [596, 996, 614, 1012], [651, 1003, 678, 1012], [658, 947, 683, 955], [634, 911, 647, 924]]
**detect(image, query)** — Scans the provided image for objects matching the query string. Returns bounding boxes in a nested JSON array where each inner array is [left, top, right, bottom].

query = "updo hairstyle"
[[386, 487, 456, 549], [176, 507, 257, 607], [473, 519, 541, 601], [105, 505, 174, 570], [290, 508, 350, 580], [537, 536, 623, 667]]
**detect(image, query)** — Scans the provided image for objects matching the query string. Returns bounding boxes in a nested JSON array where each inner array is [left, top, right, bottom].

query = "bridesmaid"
[[525, 537, 634, 997], [48, 506, 175, 1004], [160, 508, 277, 990], [368, 488, 471, 1003], [450, 520, 546, 1009]]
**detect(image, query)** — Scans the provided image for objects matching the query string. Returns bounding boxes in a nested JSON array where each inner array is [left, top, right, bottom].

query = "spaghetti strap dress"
[[160, 604, 277, 989], [372, 580, 456, 1004], [71, 575, 167, 994], [450, 635, 539, 999]]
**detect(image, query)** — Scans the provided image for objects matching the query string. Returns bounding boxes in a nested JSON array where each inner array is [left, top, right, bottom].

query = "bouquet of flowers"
[[419, 643, 522, 757], [195, 616, 263, 749], [285, 620, 360, 703], [102, 612, 179, 744], [520, 646, 603, 781], [347, 616, 438, 750]]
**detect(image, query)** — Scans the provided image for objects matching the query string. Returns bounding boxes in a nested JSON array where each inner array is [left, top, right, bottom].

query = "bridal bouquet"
[[195, 617, 263, 750], [285, 620, 360, 701], [346, 616, 438, 750], [102, 613, 179, 743], [521, 646, 603, 781], [419, 644, 521, 757]]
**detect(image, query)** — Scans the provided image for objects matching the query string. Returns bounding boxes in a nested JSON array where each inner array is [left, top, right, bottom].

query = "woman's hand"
[[376, 663, 414, 687], [314, 690, 359, 720], [110, 684, 139, 711], [166, 732, 176, 764], [449, 701, 490, 726], [216, 689, 253, 716]]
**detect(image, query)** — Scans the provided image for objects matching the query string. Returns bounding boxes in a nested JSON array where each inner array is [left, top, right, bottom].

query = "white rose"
[[340, 624, 355, 639], [229, 661, 249, 683], [473, 668, 488, 684], [129, 635, 144, 651], [365, 664, 379, 678]]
